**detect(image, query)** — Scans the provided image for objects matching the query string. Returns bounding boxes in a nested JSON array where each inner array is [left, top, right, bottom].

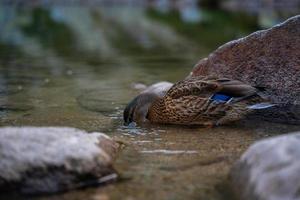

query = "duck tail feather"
[[247, 103, 276, 110]]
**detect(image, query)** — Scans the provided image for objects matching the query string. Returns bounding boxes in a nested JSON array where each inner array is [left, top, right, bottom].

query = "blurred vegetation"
[[147, 8, 259, 51], [21, 8, 76, 57], [198, 0, 221, 9], [0, 43, 23, 60]]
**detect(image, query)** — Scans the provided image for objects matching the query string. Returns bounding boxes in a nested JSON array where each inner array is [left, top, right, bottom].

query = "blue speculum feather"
[[210, 93, 232, 102]]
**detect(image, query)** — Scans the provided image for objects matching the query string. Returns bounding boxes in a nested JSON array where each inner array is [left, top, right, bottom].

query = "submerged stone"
[[0, 127, 119, 195], [0, 103, 34, 112], [230, 132, 300, 200], [191, 15, 300, 124]]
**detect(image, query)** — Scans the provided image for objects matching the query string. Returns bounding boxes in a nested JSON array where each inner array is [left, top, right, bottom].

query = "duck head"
[[123, 93, 160, 126]]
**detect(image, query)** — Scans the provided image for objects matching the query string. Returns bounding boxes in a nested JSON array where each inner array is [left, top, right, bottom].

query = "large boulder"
[[230, 132, 300, 200], [190, 15, 300, 123], [0, 127, 119, 195]]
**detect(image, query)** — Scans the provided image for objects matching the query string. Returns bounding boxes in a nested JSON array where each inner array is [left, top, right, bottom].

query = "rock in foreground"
[[230, 132, 300, 200], [0, 127, 119, 195], [191, 15, 300, 123]]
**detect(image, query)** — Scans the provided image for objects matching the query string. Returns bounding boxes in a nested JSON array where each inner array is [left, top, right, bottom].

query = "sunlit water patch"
[[140, 149, 198, 155]]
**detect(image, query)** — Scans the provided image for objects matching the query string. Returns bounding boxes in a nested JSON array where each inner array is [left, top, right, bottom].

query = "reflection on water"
[[140, 149, 198, 154], [0, 4, 299, 200]]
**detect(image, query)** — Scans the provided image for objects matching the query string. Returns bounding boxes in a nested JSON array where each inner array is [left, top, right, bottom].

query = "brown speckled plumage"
[[124, 77, 269, 126]]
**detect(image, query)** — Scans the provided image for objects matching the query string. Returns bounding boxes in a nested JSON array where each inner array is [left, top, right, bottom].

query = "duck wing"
[[166, 77, 258, 100], [156, 95, 229, 125]]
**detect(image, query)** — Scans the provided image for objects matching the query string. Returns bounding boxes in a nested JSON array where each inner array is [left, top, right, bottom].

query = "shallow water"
[[0, 5, 299, 200]]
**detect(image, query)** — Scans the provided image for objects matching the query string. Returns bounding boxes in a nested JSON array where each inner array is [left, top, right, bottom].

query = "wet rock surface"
[[191, 15, 300, 123], [0, 127, 119, 195], [230, 132, 300, 200]]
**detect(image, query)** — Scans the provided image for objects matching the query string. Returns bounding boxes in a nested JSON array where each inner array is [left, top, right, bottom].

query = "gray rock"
[[141, 81, 173, 96], [131, 83, 148, 91], [230, 132, 300, 200], [0, 127, 119, 195], [191, 15, 300, 124]]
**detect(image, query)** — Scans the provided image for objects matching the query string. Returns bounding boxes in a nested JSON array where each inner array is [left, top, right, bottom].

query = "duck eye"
[[123, 105, 131, 125], [128, 106, 135, 124], [123, 107, 134, 126], [123, 97, 138, 126]]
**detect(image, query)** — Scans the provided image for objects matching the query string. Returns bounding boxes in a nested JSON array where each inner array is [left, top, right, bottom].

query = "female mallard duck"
[[123, 76, 274, 126]]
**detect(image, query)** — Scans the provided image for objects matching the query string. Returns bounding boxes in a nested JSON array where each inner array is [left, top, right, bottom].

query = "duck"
[[123, 76, 274, 127]]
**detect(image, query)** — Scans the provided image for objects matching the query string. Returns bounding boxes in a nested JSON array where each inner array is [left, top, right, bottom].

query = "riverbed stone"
[[0, 127, 119, 195], [230, 132, 300, 200], [141, 81, 173, 96], [191, 15, 300, 123]]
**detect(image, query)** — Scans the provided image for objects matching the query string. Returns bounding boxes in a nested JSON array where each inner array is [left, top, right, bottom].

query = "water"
[[0, 5, 299, 200]]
